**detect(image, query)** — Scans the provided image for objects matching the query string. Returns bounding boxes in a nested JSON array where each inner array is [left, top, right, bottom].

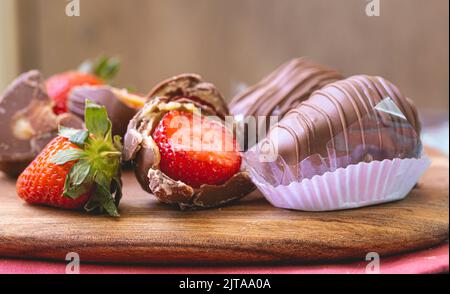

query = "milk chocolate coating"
[[229, 57, 343, 119], [125, 75, 254, 209], [263, 75, 421, 173], [0, 70, 83, 177], [148, 74, 229, 119], [68, 86, 138, 137]]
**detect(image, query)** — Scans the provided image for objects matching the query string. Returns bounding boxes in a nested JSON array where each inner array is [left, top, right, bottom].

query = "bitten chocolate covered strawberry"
[[46, 57, 120, 114], [124, 74, 254, 209], [16, 101, 122, 216]]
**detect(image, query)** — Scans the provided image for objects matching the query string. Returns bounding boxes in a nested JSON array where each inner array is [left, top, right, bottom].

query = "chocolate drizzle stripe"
[[281, 68, 340, 115], [230, 57, 343, 120], [260, 65, 308, 115], [245, 60, 311, 116], [371, 76, 409, 153], [284, 73, 339, 107], [320, 90, 350, 157], [301, 101, 336, 152], [290, 109, 312, 156], [367, 77, 398, 151], [363, 77, 391, 150], [277, 124, 301, 167], [264, 75, 421, 170], [294, 109, 315, 155], [350, 77, 384, 150], [280, 68, 341, 111], [334, 81, 367, 148]]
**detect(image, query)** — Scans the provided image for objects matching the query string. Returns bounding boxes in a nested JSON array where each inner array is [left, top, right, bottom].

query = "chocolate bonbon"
[[0, 71, 83, 176], [261, 74, 421, 175], [245, 74, 427, 211]]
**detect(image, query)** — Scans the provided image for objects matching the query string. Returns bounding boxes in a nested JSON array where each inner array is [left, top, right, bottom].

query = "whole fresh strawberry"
[[152, 110, 242, 188], [46, 56, 120, 114], [16, 101, 122, 217]]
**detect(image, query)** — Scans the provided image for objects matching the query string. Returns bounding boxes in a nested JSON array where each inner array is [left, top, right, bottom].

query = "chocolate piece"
[[124, 75, 254, 209], [261, 75, 421, 175], [148, 74, 229, 119], [68, 86, 145, 138], [0, 71, 83, 177], [0, 160, 30, 178], [230, 57, 343, 120]]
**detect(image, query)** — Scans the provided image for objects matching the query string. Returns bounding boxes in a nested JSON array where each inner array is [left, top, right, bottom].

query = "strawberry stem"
[[100, 151, 122, 157]]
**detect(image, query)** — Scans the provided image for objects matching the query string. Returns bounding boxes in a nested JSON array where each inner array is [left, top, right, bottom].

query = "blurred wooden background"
[[0, 0, 19, 90], [9, 0, 450, 109]]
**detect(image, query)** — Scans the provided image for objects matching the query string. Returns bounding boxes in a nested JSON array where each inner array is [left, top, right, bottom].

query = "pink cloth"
[[0, 243, 448, 274]]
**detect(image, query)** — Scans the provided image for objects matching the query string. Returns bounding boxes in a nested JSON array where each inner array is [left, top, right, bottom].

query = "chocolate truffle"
[[68, 85, 145, 137], [261, 75, 421, 176], [124, 74, 254, 209], [0, 71, 83, 177], [229, 57, 343, 120]]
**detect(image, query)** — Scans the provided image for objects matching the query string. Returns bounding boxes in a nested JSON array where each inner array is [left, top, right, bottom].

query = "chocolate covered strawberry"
[[16, 101, 122, 216], [124, 74, 254, 209], [152, 110, 241, 188], [46, 56, 120, 114]]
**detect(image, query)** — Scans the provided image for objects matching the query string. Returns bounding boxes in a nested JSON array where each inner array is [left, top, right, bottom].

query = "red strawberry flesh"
[[152, 110, 241, 188], [16, 137, 90, 209]]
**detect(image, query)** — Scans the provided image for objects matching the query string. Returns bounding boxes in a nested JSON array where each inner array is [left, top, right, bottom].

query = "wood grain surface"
[[0, 149, 448, 265]]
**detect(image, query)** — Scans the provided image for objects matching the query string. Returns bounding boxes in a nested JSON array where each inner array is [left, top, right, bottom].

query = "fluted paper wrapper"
[[250, 156, 430, 211], [245, 98, 429, 211]]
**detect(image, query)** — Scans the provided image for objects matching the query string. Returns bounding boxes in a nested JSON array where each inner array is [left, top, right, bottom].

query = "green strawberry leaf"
[[59, 126, 89, 147], [50, 149, 85, 165], [94, 170, 110, 188], [64, 183, 90, 199], [80, 168, 121, 217], [85, 100, 111, 138], [113, 135, 123, 151], [83, 180, 120, 217], [93, 56, 109, 76], [63, 163, 91, 199], [112, 175, 123, 208], [78, 56, 120, 82], [95, 182, 120, 217], [83, 195, 99, 212], [70, 160, 92, 186], [96, 57, 120, 81]]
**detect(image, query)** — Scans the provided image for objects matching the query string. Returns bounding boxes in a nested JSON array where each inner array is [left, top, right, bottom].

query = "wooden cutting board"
[[0, 149, 448, 265]]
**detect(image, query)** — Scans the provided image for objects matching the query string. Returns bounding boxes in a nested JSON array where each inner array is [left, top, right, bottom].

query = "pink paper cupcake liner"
[[249, 155, 431, 211]]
